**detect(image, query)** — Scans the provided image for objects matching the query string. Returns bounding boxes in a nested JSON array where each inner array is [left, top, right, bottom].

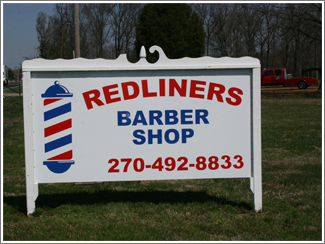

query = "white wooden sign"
[[23, 46, 262, 215]]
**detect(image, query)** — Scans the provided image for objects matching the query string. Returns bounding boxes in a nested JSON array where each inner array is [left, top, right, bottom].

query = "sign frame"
[[23, 46, 262, 215]]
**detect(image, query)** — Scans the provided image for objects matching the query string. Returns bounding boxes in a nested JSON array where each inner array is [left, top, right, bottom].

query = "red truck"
[[261, 68, 318, 89]]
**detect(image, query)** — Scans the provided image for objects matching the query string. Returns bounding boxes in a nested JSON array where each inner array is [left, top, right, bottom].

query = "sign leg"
[[23, 71, 38, 216], [250, 176, 262, 212], [26, 182, 38, 216]]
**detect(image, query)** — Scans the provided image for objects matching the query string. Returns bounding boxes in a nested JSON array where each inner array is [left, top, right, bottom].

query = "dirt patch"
[[3, 118, 23, 125], [261, 86, 319, 94], [264, 148, 291, 154], [264, 153, 321, 166], [267, 169, 304, 175]]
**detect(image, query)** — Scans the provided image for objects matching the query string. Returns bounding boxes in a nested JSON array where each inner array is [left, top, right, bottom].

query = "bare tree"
[[52, 4, 74, 59], [210, 4, 239, 57], [82, 3, 112, 58], [235, 4, 262, 57], [36, 3, 142, 60], [78, 4, 92, 58], [109, 3, 142, 58], [279, 3, 321, 76], [36, 12, 50, 58], [252, 4, 279, 69], [36, 4, 74, 59], [191, 3, 219, 56]]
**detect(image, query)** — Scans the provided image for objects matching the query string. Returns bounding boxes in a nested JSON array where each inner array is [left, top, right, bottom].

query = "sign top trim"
[[23, 45, 260, 72]]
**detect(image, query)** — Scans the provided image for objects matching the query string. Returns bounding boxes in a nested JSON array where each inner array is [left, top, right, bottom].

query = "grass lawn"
[[2, 93, 323, 241]]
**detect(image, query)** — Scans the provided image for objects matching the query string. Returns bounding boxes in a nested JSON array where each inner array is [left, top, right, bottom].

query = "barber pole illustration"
[[41, 81, 74, 174]]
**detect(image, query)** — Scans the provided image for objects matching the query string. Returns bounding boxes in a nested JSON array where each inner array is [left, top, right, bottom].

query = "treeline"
[[36, 3, 321, 77], [36, 3, 141, 61], [193, 3, 322, 77]]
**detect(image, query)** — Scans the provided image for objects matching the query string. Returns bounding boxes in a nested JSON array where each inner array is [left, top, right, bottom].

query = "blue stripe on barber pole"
[[45, 134, 72, 153], [44, 103, 71, 121]]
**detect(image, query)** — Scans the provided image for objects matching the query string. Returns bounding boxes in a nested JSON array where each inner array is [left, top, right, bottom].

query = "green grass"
[[2, 94, 323, 241]]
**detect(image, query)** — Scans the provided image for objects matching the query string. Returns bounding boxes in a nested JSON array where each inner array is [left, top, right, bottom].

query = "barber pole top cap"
[[41, 81, 73, 98]]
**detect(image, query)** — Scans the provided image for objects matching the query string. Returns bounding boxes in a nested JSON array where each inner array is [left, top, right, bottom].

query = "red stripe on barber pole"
[[47, 150, 73, 160], [44, 119, 72, 137], [44, 98, 62, 106]]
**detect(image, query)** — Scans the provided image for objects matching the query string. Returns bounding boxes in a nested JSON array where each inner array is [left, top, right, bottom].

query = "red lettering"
[[189, 80, 205, 99], [83, 79, 242, 111], [226, 87, 243, 106], [82, 89, 105, 110], [102, 84, 121, 104], [159, 79, 165, 96], [169, 79, 187, 97], [207, 82, 225, 102], [122, 81, 139, 100], [142, 80, 157, 97]]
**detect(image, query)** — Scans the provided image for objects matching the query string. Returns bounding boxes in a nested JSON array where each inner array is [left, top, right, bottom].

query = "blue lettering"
[[132, 111, 148, 126], [120, 109, 208, 145], [182, 128, 194, 143], [165, 129, 179, 144], [195, 109, 209, 124], [149, 110, 163, 125], [148, 129, 162, 144], [165, 110, 178, 125], [133, 130, 146, 145], [118, 111, 131, 126], [181, 110, 193, 124]]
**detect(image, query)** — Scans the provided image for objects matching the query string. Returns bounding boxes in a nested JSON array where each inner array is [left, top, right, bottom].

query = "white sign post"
[[23, 46, 262, 216]]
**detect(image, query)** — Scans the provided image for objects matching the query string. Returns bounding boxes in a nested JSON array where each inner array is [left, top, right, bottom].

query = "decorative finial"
[[139, 46, 146, 59]]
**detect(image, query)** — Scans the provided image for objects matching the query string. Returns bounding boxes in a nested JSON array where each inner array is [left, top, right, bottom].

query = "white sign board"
[[23, 46, 262, 215]]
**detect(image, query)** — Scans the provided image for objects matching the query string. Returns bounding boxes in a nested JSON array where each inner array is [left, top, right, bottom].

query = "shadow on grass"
[[4, 189, 253, 216]]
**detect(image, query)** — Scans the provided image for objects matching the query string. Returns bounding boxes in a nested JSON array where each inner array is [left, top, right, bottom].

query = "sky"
[[2, 2, 56, 69]]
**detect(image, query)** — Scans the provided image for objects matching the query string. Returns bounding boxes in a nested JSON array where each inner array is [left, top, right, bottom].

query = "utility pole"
[[74, 3, 80, 58]]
